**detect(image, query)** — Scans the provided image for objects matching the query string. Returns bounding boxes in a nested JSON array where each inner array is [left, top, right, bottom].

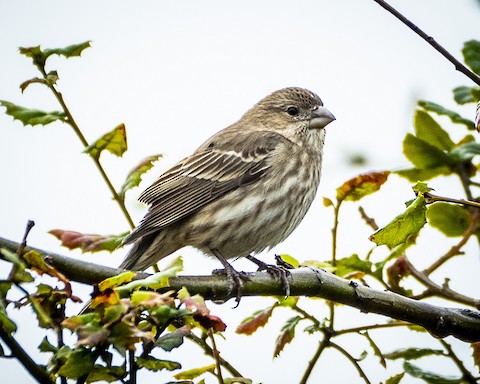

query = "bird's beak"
[[309, 106, 336, 129]]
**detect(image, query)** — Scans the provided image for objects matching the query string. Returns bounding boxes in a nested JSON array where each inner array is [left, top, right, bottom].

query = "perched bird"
[[121, 87, 335, 302]]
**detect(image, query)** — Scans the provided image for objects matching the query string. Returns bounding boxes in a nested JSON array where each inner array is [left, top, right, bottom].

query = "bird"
[[120, 87, 335, 303]]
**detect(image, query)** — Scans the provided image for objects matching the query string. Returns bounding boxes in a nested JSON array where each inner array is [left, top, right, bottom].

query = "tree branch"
[[373, 0, 480, 86], [1, 236, 480, 342]]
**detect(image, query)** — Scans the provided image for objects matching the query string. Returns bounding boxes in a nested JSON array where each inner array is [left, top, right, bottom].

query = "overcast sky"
[[1, 1, 479, 383]]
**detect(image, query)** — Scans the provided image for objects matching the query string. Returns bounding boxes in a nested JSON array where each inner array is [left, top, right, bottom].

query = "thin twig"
[[329, 341, 372, 384], [37, 67, 135, 229], [440, 340, 477, 384], [423, 216, 480, 276], [406, 257, 480, 309], [425, 192, 480, 209], [0, 327, 53, 384], [358, 207, 378, 231], [373, 0, 480, 86], [187, 332, 244, 378], [208, 328, 224, 384], [299, 337, 330, 384], [334, 321, 411, 336], [16, 220, 35, 258]]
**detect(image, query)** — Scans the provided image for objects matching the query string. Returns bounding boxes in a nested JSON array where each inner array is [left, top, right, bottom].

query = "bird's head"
[[244, 87, 335, 133]]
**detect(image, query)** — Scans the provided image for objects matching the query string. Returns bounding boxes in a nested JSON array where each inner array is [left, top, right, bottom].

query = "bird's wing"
[[124, 129, 289, 243]]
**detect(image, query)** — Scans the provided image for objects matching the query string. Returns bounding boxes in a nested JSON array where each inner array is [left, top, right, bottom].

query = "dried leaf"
[[336, 171, 390, 202], [49, 229, 127, 253], [273, 316, 300, 358], [236, 306, 275, 335]]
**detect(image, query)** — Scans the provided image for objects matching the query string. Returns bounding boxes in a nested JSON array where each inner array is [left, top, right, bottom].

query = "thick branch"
[[1, 236, 480, 342]]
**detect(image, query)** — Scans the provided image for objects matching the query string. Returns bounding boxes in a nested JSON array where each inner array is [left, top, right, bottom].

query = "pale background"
[[1, 1, 479, 383]]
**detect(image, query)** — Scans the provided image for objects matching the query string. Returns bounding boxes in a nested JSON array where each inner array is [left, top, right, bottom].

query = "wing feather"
[[124, 129, 288, 244]]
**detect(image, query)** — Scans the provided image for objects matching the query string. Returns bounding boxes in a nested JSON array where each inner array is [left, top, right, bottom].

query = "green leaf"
[[403, 361, 462, 384], [426, 203, 470, 237], [414, 108, 455, 149], [156, 331, 185, 351], [0, 306, 17, 334], [86, 365, 126, 383], [370, 194, 427, 248], [363, 332, 386, 368], [450, 142, 480, 161], [402, 133, 455, 169], [336, 171, 390, 202], [19, 41, 91, 69], [453, 86, 480, 105], [415, 100, 475, 132], [38, 336, 57, 353], [395, 166, 452, 182], [462, 40, 480, 75], [136, 357, 181, 372], [386, 372, 405, 384], [98, 272, 136, 292], [335, 254, 372, 279], [57, 347, 95, 379], [115, 263, 183, 294], [385, 347, 444, 360], [84, 123, 127, 160], [0, 100, 66, 126], [276, 254, 300, 269], [174, 364, 215, 380], [274, 316, 300, 358], [118, 154, 163, 200]]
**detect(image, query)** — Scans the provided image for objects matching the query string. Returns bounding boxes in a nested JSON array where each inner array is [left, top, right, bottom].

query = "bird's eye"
[[287, 106, 299, 116]]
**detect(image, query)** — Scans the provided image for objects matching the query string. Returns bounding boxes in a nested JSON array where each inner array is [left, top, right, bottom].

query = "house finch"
[[121, 87, 335, 302]]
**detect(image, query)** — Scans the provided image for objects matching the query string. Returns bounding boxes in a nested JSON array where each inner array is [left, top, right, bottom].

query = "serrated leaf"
[[84, 123, 127, 160], [403, 361, 462, 384], [471, 342, 480, 372], [385, 347, 444, 360], [417, 102, 475, 131], [174, 364, 215, 379], [118, 154, 163, 200], [403, 133, 456, 169], [98, 272, 136, 292], [19, 41, 91, 69], [49, 229, 127, 253], [463, 40, 480, 75], [0, 100, 66, 126], [426, 203, 470, 237], [236, 306, 275, 335], [336, 171, 390, 202], [453, 86, 480, 105], [370, 195, 427, 248], [273, 316, 300, 358], [414, 108, 458, 148]]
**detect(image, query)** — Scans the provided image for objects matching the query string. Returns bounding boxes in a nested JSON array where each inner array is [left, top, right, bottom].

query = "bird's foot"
[[246, 255, 293, 297], [211, 249, 250, 307]]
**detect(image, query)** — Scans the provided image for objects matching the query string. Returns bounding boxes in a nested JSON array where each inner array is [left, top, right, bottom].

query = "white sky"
[[1, 1, 479, 383]]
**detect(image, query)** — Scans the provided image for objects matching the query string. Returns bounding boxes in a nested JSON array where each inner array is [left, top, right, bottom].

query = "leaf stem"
[[425, 192, 480, 209], [38, 66, 135, 229]]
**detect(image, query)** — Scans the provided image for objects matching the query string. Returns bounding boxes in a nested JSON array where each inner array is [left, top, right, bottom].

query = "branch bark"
[[1, 236, 480, 343]]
